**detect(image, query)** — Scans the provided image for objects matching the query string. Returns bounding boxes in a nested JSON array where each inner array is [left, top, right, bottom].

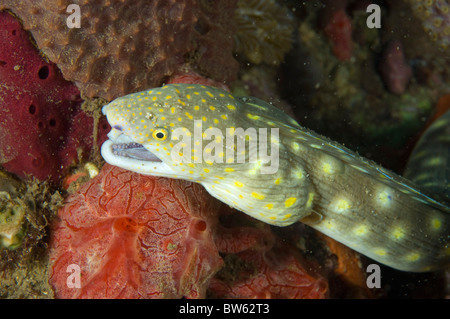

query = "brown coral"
[[0, 0, 239, 100], [405, 0, 450, 49], [234, 0, 295, 65]]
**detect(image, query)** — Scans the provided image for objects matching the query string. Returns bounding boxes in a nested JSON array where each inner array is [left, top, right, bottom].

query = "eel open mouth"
[[103, 129, 162, 162], [111, 142, 162, 162], [101, 124, 177, 177]]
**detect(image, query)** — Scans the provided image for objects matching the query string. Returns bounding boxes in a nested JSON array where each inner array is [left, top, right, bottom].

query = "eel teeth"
[[112, 142, 161, 162], [112, 143, 144, 150]]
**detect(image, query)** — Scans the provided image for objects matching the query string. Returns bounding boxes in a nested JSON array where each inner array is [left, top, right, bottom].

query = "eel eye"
[[152, 128, 168, 141]]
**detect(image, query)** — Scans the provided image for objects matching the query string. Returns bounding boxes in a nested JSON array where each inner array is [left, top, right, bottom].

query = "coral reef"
[[406, 0, 450, 49], [0, 12, 108, 183], [49, 163, 331, 299], [0, 0, 239, 100], [281, 0, 446, 173], [0, 194, 27, 249], [0, 173, 63, 298], [168, 70, 230, 91], [318, 234, 373, 298], [49, 164, 223, 298], [0, 0, 447, 299], [62, 162, 100, 194], [0, 171, 30, 249], [234, 0, 295, 65]]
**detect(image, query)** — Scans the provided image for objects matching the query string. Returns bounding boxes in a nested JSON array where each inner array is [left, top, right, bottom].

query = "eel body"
[[101, 83, 450, 272]]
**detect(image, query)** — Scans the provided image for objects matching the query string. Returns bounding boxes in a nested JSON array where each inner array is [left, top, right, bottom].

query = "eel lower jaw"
[[101, 132, 176, 177], [111, 142, 161, 162]]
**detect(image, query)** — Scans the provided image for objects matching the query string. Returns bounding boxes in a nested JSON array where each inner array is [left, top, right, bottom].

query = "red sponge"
[[49, 164, 222, 298], [0, 12, 108, 182]]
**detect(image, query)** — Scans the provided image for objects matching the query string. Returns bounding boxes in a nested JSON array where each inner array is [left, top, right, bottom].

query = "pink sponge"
[[322, 8, 353, 61], [378, 40, 413, 95], [0, 12, 107, 182]]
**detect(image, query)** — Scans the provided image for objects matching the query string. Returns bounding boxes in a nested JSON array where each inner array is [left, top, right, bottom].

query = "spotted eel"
[[101, 83, 450, 272]]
